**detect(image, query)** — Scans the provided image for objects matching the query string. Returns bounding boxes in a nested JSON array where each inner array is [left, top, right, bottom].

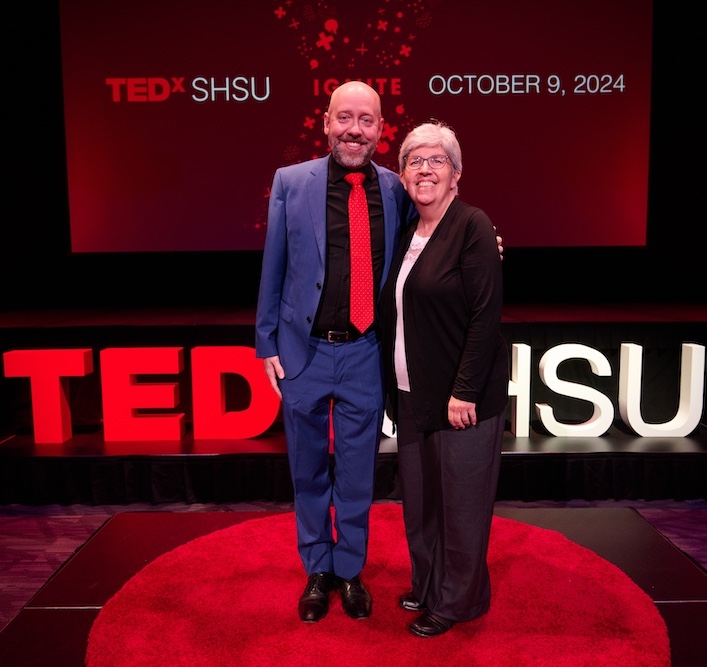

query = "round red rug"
[[85, 503, 670, 667]]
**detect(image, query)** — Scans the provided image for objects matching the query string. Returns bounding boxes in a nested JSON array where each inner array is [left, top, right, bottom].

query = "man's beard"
[[330, 139, 377, 169]]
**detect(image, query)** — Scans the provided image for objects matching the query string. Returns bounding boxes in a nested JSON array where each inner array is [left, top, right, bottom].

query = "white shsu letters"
[[191, 76, 271, 102], [535, 344, 617, 437], [508, 343, 532, 437], [5, 342, 704, 443], [619, 343, 705, 437], [384, 341, 705, 439]]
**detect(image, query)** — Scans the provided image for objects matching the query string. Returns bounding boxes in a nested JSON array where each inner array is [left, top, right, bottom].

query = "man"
[[255, 81, 501, 624]]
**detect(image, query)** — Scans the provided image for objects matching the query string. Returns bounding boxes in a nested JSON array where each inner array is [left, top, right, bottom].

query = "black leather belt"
[[312, 329, 361, 343]]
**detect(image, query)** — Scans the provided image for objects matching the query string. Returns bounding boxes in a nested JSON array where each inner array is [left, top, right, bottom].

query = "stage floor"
[[0, 507, 705, 667]]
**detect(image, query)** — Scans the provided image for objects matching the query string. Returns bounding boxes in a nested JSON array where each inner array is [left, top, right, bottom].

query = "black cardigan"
[[379, 198, 509, 432]]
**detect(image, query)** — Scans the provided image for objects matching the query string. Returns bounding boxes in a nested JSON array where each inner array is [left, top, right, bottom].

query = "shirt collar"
[[329, 156, 375, 185]]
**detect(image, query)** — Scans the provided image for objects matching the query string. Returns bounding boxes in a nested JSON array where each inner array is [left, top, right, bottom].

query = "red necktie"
[[344, 172, 374, 334]]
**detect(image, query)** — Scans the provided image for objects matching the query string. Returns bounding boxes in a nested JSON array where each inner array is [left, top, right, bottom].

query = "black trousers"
[[396, 390, 505, 621]]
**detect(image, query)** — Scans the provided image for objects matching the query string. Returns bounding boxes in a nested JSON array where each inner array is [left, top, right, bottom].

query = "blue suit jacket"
[[255, 155, 412, 379]]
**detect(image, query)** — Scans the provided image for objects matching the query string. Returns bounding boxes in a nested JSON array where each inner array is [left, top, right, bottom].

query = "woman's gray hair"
[[398, 120, 463, 175]]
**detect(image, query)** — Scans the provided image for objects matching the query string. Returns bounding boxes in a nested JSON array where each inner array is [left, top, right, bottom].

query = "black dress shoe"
[[399, 591, 426, 612], [298, 572, 336, 623], [409, 611, 456, 638], [338, 575, 372, 619]]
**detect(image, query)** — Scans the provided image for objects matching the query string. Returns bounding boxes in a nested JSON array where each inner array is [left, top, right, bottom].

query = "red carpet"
[[85, 504, 670, 667]]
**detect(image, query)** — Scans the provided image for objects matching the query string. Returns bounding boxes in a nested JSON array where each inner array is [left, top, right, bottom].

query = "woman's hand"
[[448, 396, 477, 429], [494, 226, 504, 261]]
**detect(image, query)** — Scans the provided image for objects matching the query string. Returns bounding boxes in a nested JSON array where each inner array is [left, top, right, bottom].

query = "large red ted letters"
[[3, 346, 280, 444], [3, 342, 704, 444], [2, 348, 94, 443]]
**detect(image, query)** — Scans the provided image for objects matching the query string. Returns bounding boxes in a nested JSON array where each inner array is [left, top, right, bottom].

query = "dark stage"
[[0, 506, 706, 666], [1, 303, 705, 505], [0, 304, 706, 665], [2, 1, 705, 663]]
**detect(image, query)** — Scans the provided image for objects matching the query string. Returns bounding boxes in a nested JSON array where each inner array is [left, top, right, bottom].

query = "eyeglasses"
[[405, 155, 450, 170]]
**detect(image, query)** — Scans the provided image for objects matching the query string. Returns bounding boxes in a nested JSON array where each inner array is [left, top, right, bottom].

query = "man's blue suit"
[[256, 154, 412, 579]]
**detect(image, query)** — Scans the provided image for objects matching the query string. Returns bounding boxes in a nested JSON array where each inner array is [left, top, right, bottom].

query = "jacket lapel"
[[306, 156, 329, 264]]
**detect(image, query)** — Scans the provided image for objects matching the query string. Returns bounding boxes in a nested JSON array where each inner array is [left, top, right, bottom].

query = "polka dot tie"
[[344, 172, 374, 334]]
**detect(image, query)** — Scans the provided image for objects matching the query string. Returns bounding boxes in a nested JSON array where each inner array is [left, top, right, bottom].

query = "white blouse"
[[394, 232, 431, 391]]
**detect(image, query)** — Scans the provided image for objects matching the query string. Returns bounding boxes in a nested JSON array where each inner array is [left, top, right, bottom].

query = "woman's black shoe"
[[409, 611, 456, 638], [399, 591, 426, 611]]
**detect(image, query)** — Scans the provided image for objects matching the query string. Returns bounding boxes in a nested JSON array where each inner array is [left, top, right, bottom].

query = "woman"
[[379, 120, 509, 638]]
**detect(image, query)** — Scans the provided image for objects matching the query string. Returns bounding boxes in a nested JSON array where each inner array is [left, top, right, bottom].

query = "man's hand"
[[495, 227, 504, 261], [264, 355, 285, 400]]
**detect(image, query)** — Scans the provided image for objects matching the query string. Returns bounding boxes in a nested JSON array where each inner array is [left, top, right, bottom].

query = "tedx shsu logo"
[[105, 76, 271, 102]]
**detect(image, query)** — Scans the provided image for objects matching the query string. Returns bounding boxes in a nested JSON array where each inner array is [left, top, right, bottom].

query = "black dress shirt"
[[313, 159, 384, 333]]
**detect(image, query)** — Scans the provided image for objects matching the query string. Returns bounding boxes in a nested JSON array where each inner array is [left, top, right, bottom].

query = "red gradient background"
[[59, 0, 652, 252]]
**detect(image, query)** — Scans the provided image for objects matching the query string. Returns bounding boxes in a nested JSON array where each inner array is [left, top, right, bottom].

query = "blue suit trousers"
[[279, 330, 384, 580]]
